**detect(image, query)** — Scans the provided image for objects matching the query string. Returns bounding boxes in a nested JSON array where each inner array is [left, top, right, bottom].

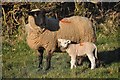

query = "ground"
[[2, 32, 120, 78]]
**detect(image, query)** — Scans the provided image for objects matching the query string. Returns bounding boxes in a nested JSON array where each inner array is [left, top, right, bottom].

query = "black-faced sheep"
[[26, 16, 57, 70], [25, 9, 96, 70], [58, 39, 98, 69]]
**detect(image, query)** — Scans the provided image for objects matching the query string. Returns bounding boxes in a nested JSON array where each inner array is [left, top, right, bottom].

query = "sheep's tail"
[[93, 44, 98, 59]]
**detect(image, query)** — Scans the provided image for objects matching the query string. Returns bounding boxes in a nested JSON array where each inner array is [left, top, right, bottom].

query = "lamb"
[[58, 39, 98, 69], [25, 9, 96, 70]]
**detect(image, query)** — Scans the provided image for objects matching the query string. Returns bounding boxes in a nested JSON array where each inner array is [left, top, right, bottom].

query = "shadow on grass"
[[98, 47, 120, 64]]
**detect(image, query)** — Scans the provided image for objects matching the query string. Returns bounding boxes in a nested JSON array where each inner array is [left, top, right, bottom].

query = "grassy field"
[[2, 32, 120, 78]]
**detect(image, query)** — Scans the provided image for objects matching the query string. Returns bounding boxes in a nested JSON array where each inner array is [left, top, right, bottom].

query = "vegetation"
[[2, 31, 120, 78], [1, 2, 120, 78]]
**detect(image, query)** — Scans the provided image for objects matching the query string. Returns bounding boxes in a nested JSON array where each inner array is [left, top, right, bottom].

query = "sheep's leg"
[[87, 53, 96, 69], [38, 49, 44, 69], [76, 56, 84, 66], [70, 56, 76, 69], [46, 53, 52, 70]]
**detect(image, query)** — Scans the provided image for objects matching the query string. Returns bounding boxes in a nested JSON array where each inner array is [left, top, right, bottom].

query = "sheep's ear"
[[67, 40, 71, 43], [58, 39, 62, 42], [31, 9, 40, 12]]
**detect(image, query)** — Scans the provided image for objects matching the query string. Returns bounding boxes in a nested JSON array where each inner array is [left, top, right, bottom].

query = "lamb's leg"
[[70, 56, 76, 69], [38, 49, 44, 69], [46, 53, 52, 70], [87, 53, 96, 69]]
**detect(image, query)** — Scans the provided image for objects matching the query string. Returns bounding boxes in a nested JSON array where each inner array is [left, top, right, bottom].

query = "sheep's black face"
[[35, 10, 46, 28], [28, 9, 46, 28]]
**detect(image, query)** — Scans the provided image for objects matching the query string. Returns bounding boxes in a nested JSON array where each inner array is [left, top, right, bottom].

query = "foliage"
[[2, 2, 29, 42], [2, 2, 119, 42]]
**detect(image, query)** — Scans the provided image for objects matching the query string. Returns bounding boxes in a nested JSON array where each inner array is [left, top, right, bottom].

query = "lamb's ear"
[[67, 40, 71, 43], [58, 39, 62, 42]]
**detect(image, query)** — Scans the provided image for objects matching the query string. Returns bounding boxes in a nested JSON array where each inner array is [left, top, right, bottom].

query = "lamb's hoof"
[[91, 67, 95, 70], [71, 67, 73, 69]]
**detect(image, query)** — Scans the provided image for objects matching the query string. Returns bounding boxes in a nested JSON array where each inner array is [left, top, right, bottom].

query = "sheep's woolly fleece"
[[26, 16, 57, 52], [57, 16, 96, 43]]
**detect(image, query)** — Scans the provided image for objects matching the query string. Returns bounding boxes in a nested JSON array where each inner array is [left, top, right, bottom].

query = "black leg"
[[38, 49, 43, 69], [45, 53, 52, 70], [96, 59, 106, 68], [76, 56, 84, 66]]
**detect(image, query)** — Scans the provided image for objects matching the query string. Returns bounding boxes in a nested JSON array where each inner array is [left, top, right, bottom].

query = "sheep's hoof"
[[37, 66, 43, 71], [37, 68, 43, 71], [38, 65, 43, 68], [45, 67, 50, 71]]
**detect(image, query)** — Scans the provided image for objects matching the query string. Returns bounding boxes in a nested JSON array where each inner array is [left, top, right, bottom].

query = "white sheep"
[[58, 39, 98, 69]]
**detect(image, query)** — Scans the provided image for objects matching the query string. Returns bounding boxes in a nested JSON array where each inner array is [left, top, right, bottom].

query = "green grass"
[[2, 32, 120, 78]]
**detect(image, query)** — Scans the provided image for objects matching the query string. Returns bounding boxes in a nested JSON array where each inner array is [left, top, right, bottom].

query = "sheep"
[[58, 39, 98, 69], [25, 9, 96, 70], [26, 15, 57, 70]]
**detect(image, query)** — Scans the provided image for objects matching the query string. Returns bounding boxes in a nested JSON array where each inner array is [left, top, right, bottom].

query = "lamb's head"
[[28, 9, 46, 28], [58, 39, 71, 48]]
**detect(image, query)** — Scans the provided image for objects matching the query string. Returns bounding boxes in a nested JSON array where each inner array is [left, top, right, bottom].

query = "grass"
[[2, 32, 120, 78]]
